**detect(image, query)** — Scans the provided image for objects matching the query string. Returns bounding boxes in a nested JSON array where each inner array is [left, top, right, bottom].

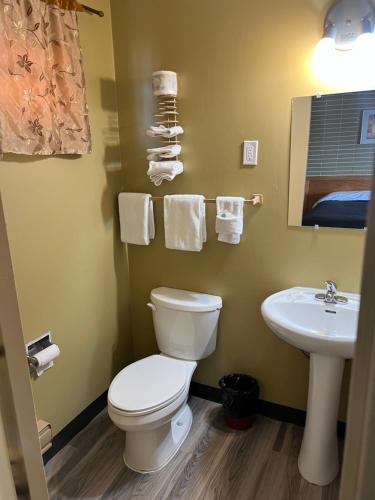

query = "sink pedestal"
[[298, 353, 345, 486]]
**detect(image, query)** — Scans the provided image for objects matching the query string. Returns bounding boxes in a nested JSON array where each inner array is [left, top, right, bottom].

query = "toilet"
[[107, 287, 222, 473]]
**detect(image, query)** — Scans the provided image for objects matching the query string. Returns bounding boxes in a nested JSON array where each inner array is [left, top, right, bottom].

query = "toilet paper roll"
[[152, 71, 178, 97], [33, 344, 60, 367]]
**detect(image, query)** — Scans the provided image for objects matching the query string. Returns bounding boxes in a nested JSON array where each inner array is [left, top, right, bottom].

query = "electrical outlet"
[[243, 140, 259, 166]]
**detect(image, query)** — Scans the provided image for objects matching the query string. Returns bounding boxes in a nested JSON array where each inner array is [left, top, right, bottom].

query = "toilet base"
[[123, 403, 193, 473]]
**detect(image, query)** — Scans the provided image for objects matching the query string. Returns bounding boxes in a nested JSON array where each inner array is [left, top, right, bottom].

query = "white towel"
[[216, 196, 244, 244], [146, 125, 184, 138], [118, 193, 155, 245], [147, 160, 183, 186], [164, 195, 206, 252], [147, 144, 181, 160], [147, 144, 181, 156]]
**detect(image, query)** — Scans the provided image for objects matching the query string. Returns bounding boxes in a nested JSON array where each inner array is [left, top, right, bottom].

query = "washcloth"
[[147, 144, 181, 160], [147, 160, 183, 186], [118, 193, 155, 245], [164, 195, 206, 252], [216, 196, 245, 244], [146, 125, 184, 138]]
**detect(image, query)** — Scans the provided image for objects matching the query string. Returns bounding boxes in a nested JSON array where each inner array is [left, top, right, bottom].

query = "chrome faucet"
[[325, 280, 337, 303], [315, 281, 348, 304]]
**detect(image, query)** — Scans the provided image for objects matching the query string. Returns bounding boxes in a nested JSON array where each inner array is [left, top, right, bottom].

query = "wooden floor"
[[45, 397, 341, 500]]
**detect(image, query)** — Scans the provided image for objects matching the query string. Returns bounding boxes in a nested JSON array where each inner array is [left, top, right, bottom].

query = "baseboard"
[[189, 381, 346, 437], [43, 390, 108, 465]]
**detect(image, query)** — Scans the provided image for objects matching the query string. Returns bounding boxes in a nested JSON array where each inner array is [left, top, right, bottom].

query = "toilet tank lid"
[[150, 287, 222, 312]]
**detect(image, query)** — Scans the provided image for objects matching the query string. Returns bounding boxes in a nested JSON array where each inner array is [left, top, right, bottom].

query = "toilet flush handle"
[[147, 302, 156, 311]]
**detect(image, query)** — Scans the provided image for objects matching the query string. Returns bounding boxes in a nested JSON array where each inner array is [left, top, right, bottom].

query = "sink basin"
[[261, 286, 360, 487], [261, 287, 360, 359]]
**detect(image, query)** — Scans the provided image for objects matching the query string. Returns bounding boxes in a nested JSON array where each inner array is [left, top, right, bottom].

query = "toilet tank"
[[149, 287, 222, 361]]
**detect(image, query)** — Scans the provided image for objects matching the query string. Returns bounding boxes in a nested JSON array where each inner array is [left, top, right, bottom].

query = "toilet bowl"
[[108, 355, 197, 472], [108, 287, 222, 473]]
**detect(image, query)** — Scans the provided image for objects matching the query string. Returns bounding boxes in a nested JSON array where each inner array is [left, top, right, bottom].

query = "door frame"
[[0, 193, 49, 500], [340, 178, 375, 499]]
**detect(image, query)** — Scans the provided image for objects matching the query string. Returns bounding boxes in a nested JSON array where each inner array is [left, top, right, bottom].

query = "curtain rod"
[[40, 1, 104, 17], [81, 4, 104, 17]]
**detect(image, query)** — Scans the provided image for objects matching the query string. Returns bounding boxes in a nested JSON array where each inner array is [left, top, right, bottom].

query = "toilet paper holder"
[[27, 354, 39, 368], [26, 332, 59, 376]]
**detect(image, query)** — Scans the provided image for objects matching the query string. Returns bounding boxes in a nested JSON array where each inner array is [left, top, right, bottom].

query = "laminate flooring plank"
[[165, 408, 236, 500], [180, 397, 220, 454], [298, 478, 328, 500], [102, 448, 192, 500], [199, 417, 280, 500], [321, 477, 341, 500], [46, 409, 112, 490], [49, 426, 124, 499]]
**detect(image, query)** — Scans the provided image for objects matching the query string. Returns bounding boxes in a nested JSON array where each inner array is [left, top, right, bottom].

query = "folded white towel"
[[147, 144, 181, 155], [147, 144, 181, 160], [118, 193, 155, 245], [146, 125, 184, 138], [147, 153, 161, 161], [147, 160, 183, 186], [164, 195, 206, 252], [216, 196, 245, 244]]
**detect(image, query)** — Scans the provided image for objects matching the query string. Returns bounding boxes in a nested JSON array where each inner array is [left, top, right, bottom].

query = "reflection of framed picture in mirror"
[[360, 110, 375, 145]]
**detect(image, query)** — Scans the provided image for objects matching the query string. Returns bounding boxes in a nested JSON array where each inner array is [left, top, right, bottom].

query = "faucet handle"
[[325, 280, 337, 292]]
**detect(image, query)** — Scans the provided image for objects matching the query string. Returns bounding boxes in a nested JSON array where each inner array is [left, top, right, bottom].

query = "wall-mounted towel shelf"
[[147, 72, 184, 186], [150, 194, 264, 206]]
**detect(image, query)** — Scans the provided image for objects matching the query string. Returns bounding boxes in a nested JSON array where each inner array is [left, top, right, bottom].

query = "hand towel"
[[216, 196, 245, 244], [164, 195, 206, 252], [147, 160, 183, 186], [146, 125, 184, 138], [118, 193, 155, 245]]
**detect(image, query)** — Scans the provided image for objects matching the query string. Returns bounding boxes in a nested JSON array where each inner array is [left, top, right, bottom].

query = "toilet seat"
[[108, 355, 188, 416]]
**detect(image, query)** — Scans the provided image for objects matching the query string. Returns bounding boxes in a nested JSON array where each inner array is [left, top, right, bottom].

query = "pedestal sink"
[[261, 287, 360, 486]]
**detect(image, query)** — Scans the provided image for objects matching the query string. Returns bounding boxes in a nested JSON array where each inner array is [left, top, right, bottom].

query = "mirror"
[[289, 90, 375, 229]]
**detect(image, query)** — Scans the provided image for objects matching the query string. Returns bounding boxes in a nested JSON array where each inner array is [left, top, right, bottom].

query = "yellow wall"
[[111, 0, 366, 418], [0, 0, 132, 434]]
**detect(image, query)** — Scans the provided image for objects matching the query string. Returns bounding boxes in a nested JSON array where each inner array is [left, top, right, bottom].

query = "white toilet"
[[107, 287, 222, 473]]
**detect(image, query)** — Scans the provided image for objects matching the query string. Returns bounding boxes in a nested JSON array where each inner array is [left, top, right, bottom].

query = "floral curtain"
[[0, 0, 91, 155]]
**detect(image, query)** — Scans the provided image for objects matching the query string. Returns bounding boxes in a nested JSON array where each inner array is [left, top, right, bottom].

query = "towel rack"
[[150, 194, 264, 206]]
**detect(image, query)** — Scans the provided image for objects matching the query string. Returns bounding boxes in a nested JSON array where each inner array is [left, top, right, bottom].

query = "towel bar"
[[150, 194, 264, 206]]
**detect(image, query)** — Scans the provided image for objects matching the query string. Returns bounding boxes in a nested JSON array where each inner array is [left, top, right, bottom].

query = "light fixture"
[[321, 0, 375, 51]]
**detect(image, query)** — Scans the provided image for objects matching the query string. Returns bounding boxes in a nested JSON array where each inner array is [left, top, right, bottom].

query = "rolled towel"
[[164, 195, 206, 252], [147, 160, 183, 186], [216, 196, 245, 244], [118, 193, 155, 245], [146, 125, 184, 138]]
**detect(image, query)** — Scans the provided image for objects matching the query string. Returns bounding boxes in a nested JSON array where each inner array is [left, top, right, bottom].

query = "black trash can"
[[219, 374, 260, 430]]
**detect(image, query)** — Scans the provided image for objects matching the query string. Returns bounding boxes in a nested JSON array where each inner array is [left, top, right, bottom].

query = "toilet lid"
[[108, 355, 187, 414]]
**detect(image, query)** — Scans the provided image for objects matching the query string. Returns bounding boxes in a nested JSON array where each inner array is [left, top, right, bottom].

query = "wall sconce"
[[319, 0, 375, 50], [312, 0, 375, 87]]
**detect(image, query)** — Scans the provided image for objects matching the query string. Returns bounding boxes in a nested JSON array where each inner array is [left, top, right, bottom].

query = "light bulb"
[[311, 37, 336, 82], [311, 32, 375, 88], [356, 32, 375, 50], [316, 36, 336, 52]]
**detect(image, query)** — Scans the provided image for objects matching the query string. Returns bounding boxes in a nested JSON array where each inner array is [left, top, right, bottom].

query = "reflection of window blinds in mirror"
[[307, 91, 375, 177]]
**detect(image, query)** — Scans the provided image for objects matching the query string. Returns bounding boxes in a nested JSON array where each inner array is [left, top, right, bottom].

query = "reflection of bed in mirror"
[[302, 176, 373, 229]]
